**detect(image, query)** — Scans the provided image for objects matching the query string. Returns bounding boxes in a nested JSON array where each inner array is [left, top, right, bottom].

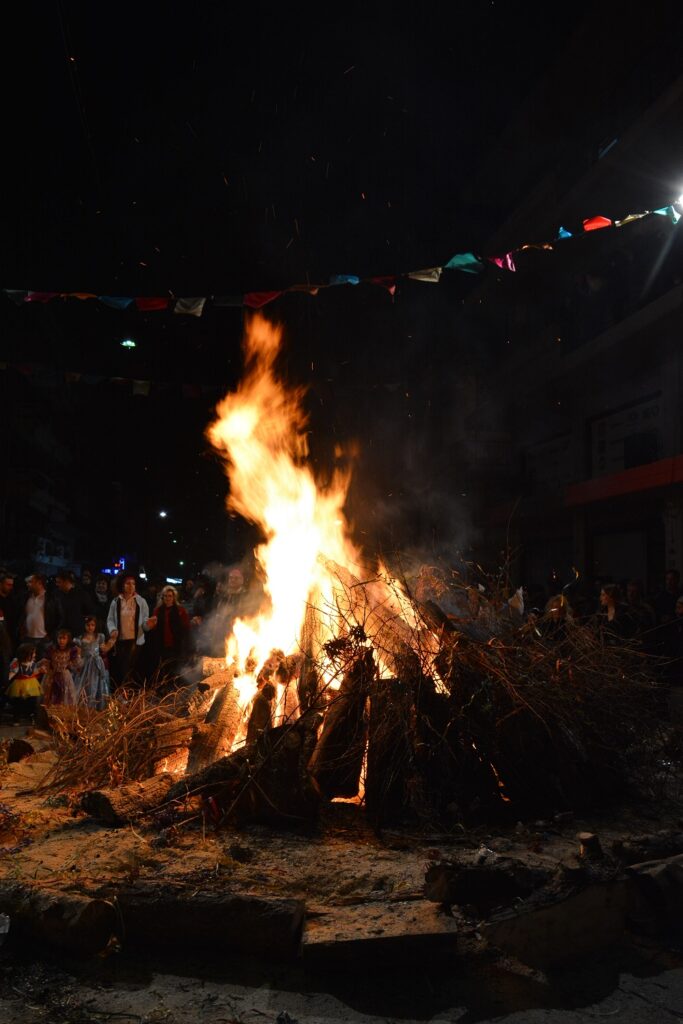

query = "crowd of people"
[[415, 566, 683, 677], [2, 560, 683, 726], [0, 565, 254, 724]]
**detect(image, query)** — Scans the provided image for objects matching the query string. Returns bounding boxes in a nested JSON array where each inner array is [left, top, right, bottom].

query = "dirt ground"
[[3, 725, 683, 1023]]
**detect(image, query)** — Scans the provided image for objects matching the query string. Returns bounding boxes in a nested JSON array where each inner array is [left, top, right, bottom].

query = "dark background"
[[1, 0, 679, 579]]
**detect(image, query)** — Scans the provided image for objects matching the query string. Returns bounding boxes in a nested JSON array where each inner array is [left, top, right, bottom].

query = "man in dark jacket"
[[55, 570, 94, 638]]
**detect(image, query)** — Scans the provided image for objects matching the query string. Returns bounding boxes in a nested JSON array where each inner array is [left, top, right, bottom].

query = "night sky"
[[2, 0, 677, 576]]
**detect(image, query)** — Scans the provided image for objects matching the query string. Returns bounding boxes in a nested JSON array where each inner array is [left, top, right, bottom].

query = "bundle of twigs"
[[34, 683, 197, 793]]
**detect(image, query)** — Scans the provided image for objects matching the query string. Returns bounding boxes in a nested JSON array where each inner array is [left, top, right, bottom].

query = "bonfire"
[[38, 315, 667, 829]]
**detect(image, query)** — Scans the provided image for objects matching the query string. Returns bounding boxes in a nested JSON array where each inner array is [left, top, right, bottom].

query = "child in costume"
[[7, 642, 46, 723], [76, 616, 114, 709], [43, 629, 82, 707]]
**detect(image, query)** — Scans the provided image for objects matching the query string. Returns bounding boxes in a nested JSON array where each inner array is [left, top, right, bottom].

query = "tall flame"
[[207, 314, 359, 700]]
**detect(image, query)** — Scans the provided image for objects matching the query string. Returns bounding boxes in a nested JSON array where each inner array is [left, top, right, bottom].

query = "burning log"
[[185, 668, 241, 776], [309, 648, 374, 799], [321, 559, 421, 676], [81, 772, 175, 825], [168, 720, 320, 825], [246, 682, 275, 745], [365, 678, 415, 823], [0, 883, 117, 955]]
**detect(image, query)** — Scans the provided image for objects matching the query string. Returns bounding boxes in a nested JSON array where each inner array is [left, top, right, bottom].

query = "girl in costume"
[[43, 629, 82, 707], [7, 642, 46, 723], [76, 615, 114, 709]]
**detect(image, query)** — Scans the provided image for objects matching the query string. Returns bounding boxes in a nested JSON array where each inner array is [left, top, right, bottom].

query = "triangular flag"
[[99, 296, 135, 310], [583, 216, 612, 232], [489, 253, 516, 272], [654, 205, 681, 225], [25, 292, 59, 303], [408, 267, 443, 283], [173, 297, 206, 317], [444, 252, 483, 274], [243, 291, 283, 309], [135, 297, 169, 311], [615, 212, 649, 227], [62, 292, 97, 300], [368, 276, 397, 295], [329, 274, 360, 286], [556, 226, 572, 239]]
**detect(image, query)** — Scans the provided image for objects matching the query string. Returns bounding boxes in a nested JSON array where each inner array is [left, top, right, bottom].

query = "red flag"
[[135, 297, 169, 311], [243, 291, 283, 309], [369, 276, 397, 295], [25, 292, 59, 303], [583, 216, 612, 232]]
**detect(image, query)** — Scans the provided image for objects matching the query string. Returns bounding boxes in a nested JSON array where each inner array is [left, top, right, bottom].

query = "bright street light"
[[159, 510, 168, 518]]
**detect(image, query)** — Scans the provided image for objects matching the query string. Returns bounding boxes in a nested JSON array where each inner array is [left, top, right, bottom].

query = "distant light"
[[159, 510, 168, 518], [179, 561, 185, 566], [166, 577, 182, 585], [172, 539, 177, 544], [121, 338, 136, 349], [139, 572, 147, 580], [677, 192, 683, 207]]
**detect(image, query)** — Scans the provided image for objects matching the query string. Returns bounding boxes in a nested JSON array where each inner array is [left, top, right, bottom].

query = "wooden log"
[[0, 882, 117, 955], [321, 558, 420, 676], [150, 716, 196, 775], [309, 648, 373, 798], [246, 683, 275, 745], [365, 678, 414, 823], [184, 669, 241, 776], [82, 772, 174, 826], [169, 722, 320, 825], [108, 884, 304, 958]]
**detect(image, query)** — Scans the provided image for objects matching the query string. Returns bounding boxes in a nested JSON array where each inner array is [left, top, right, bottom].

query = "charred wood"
[[309, 648, 374, 799], [81, 772, 175, 825], [0, 883, 117, 955], [185, 669, 241, 776]]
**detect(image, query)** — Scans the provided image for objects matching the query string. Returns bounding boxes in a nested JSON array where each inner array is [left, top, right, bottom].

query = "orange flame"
[[207, 314, 361, 713]]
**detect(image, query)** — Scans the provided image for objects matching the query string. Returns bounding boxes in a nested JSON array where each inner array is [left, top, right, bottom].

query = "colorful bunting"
[[243, 290, 284, 309], [135, 297, 170, 311], [173, 297, 206, 317], [444, 252, 483, 273], [489, 253, 516, 272], [329, 274, 360, 286], [4, 197, 681, 316], [408, 267, 443, 283], [654, 205, 681, 225], [99, 296, 135, 310], [583, 215, 612, 232]]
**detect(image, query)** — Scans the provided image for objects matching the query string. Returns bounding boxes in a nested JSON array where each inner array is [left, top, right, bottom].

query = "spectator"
[[0, 571, 20, 649], [180, 579, 195, 612], [596, 584, 637, 645], [146, 585, 191, 681], [76, 615, 114, 709], [92, 576, 111, 635], [43, 629, 82, 707], [21, 574, 60, 655], [6, 642, 45, 724], [106, 575, 156, 688], [55, 569, 94, 637]]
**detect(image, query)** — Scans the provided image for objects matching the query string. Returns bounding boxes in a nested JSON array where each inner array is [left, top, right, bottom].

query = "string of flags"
[[4, 201, 680, 316]]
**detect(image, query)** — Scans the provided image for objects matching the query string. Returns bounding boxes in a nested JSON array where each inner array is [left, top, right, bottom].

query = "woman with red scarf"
[[146, 585, 190, 683]]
